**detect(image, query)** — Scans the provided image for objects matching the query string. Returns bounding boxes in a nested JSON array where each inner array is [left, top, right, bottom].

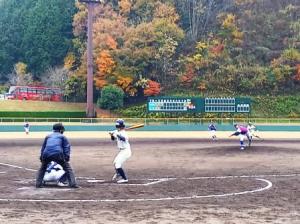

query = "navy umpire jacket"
[[40, 132, 71, 162]]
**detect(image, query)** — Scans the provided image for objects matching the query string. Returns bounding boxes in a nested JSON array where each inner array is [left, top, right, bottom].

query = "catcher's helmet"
[[53, 123, 65, 133], [115, 119, 125, 129]]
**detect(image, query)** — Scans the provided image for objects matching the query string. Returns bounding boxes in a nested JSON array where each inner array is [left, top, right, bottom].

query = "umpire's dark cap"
[[53, 123, 65, 133]]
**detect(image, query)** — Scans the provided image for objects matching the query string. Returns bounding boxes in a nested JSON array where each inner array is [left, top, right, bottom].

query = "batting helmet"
[[115, 119, 125, 129], [53, 123, 65, 133]]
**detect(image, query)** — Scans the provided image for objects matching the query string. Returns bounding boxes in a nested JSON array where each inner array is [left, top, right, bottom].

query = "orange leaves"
[[117, 76, 132, 89], [64, 53, 76, 70], [94, 50, 115, 89], [210, 43, 224, 55], [96, 50, 115, 76], [180, 64, 196, 86], [106, 36, 117, 50], [197, 81, 207, 92], [95, 79, 107, 89], [293, 64, 300, 81], [116, 76, 137, 96], [119, 0, 132, 16], [144, 80, 161, 96], [93, 6, 127, 51]]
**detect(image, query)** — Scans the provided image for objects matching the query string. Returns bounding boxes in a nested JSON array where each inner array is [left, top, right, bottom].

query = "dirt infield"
[[0, 138, 299, 224], [0, 130, 299, 140]]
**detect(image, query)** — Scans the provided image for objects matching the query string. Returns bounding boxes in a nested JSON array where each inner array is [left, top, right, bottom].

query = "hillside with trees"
[[0, 0, 299, 109]]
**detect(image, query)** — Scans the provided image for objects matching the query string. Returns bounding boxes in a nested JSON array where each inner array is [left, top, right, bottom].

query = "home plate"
[[87, 179, 106, 183]]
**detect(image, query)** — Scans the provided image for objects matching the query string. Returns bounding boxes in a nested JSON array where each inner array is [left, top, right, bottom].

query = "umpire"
[[36, 123, 78, 188]]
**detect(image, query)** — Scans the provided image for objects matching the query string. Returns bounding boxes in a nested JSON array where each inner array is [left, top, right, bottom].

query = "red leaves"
[[144, 80, 161, 96], [293, 64, 300, 81], [180, 64, 196, 86]]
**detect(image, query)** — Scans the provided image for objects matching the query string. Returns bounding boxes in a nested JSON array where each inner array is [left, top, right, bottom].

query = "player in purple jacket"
[[229, 124, 252, 150]]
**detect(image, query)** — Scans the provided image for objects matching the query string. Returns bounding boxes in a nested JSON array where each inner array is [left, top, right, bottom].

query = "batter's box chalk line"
[[0, 162, 299, 203], [86, 177, 172, 186]]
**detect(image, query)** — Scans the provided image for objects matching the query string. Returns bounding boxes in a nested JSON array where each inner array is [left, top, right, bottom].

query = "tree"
[[22, 0, 76, 76], [97, 85, 124, 110], [144, 80, 161, 96], [0, 0, 76, 78], [64, 75, 87, 102], [9, 62, 33, 86], [41, 66, 69, 89]]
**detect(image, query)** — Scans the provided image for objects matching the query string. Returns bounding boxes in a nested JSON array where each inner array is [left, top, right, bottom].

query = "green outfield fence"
[[1, 117, 300, 125]]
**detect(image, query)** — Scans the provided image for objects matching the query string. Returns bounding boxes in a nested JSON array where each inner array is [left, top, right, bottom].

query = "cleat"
[[240, 147, 245, 150], [57, 182, 68, 187], [117, 179, 128, 184]]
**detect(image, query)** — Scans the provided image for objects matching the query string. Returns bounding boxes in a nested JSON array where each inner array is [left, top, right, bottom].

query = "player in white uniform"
[[24, 122, 30, 135], [208, 122, 217, 140], [247, 122, 260, 140], [43, 161, 68, 186], [109, 119, 132, 184]]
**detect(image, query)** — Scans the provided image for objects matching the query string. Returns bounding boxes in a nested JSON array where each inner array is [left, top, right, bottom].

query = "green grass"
[[0, 100, 85, 112]]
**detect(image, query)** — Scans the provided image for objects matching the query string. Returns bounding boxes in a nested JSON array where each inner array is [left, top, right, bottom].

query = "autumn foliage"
[[116, 76, 137, 96], [143, 80, 161, 96], [180, 64, 196, 86], [294, 65, 300, 81]]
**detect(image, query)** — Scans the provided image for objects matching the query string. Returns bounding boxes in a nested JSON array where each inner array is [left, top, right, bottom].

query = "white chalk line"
[[0, 161, 298, 203], [1, 161, 299, 181], [87, 178, 173, 186], [0, 178, 272, 202], [0, 162, 36, 172]]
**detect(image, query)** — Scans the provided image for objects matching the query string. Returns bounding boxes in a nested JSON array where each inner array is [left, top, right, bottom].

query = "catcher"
[[43, 161, 68, 187], [109, 119, 132, 184]]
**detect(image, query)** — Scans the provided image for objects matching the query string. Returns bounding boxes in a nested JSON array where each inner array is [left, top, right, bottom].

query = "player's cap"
[[53, 123, 65, 133], [115, 119, 125, 128]]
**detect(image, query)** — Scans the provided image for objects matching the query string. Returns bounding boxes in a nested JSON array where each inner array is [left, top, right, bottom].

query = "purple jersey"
[[239, 126, 248, 134]]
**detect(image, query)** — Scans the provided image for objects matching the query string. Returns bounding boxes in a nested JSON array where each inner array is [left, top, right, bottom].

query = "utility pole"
[[79, 0, 103, 118]]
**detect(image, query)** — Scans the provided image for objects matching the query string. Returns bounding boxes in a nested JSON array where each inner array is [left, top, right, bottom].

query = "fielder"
[[208, 122, 217, 140], [109, 119, 132, 184], [247, 122, 260, 140], [43, 161, 68, 186], [229, 124, 252, 150], [24, 122, 30, 135]]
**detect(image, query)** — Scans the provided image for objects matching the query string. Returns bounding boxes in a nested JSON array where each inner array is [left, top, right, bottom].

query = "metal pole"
[[86, 3, 94, 117]]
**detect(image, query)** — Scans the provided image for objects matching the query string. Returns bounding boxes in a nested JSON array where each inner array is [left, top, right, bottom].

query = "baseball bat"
[[125, 123, 145, 130]]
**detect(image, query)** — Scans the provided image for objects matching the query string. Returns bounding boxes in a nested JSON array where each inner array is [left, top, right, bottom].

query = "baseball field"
[[0, 130, 299, 224]]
